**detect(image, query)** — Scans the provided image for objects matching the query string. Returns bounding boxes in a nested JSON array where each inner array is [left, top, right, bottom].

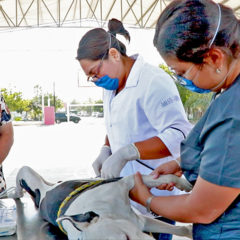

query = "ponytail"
[[108, 18, 130, 42], [76, 18, 130, 61]]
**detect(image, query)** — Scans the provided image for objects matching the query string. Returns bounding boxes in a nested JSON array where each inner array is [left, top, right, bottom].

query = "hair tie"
[[108, 32, 112, 49]]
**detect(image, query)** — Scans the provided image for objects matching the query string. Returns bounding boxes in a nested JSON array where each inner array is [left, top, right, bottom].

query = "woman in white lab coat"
[[76, 18, 192, 240]]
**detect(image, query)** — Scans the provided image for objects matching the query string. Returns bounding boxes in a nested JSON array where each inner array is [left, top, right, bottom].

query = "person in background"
[[0, 93, 13, 192], [130, 0, 240, 239], [76, 18, 192, 240]]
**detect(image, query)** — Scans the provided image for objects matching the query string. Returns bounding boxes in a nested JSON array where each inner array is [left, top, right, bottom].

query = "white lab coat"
[[103, 55, 192, 215]]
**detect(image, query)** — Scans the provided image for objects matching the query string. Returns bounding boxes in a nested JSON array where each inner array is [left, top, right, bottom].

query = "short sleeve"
[[143, 74, 192, 158], [0, 94, 11, 125], [200, 117, 240, 188]]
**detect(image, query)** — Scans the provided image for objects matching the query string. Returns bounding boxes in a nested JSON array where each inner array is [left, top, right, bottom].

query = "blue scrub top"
[[181, 74, 240, 239], [0, 94, 11, 125]]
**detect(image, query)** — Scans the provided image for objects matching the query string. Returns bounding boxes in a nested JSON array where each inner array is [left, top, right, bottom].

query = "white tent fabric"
[[0, 0, 239, 29]]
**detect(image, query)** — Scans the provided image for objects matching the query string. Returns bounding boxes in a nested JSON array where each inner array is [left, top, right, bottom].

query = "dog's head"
[[57, 213, 155, 240]]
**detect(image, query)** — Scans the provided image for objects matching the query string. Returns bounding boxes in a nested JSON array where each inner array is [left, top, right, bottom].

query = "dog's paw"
[[7, 188, 24, 199], [182, 224, 193, 239], [175, 177, 192, 192]]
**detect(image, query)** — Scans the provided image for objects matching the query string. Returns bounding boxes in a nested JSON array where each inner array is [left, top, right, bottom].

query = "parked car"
[[55, 112, 81, 124], [92, 112, 98, 117], [96, 112, 104, 118]]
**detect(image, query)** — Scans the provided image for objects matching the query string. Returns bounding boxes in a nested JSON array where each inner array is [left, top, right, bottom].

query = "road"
[[5, 117, 106, 183]]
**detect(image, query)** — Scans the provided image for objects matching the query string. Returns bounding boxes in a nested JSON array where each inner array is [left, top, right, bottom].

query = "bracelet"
[[145, 196, 154, 213]]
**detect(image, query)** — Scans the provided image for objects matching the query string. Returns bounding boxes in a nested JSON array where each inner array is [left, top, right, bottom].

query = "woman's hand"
[[101, 144, 140, 179], [92, 145, 112, 176], [129, 172, 152, 206], [151, 160, 182, 191]]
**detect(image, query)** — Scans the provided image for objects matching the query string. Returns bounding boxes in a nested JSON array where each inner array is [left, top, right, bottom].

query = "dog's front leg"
[[138, 215, 192, 239], [141, 174, 192, 192], [123, 174, 192, 192], [11, 166, 55, 204]]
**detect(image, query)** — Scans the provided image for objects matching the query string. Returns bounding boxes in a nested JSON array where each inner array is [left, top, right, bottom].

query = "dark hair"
[[154, 0, 240, 63], [76, 18, 130, 61]]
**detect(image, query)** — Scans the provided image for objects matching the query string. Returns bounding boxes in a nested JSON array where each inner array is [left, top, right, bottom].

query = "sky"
[[0, 26, 164, 103]]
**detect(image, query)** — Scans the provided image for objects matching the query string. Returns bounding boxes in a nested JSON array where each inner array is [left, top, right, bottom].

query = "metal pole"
[[67, 102, 70, 122], [58, 0, 60, 27], [47, 95, 50, 107], [16, 0, 18, 26], [53, 81, 56, 112], [80, 0, 81, 27], [42, 89, 44, 123], [37, 0, 39, 26]]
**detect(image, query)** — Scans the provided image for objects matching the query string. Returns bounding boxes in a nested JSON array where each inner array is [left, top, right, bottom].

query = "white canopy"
[[0, 0, 239, 29]]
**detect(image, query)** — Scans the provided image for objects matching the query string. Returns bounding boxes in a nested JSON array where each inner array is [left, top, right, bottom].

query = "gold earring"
[[216, 68, 221, 74]]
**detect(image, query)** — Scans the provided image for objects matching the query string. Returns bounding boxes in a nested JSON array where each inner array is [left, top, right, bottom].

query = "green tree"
[[70, 99, 81, 114], [1, 88, 30, 113], [43, 94, 63, 110], [184, 92, 213, 121], [29, 85, 42, 120], [159, 64, 192, 105], [93, 100, 103, 112], [30, 85, 64, 120], [29, 98, 42, 120], [1, 86, 64, 121], [32, 85, 64, 110]]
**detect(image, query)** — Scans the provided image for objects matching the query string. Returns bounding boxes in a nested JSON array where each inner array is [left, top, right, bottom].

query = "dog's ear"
[[57, 216, 84, 239], [57, 212, 100, 232], [70, 211, 99, 223]]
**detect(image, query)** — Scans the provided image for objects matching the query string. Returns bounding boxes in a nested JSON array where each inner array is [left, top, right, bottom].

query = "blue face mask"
[[176, 75, 211, 94], [94, 75, 119, 90]]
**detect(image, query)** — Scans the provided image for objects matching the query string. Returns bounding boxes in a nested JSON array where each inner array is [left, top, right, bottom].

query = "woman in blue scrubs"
[[130, 0, 240, 239]]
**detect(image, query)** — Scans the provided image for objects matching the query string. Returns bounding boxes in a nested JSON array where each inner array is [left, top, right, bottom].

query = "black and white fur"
[[11, 166, 193, 240]]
